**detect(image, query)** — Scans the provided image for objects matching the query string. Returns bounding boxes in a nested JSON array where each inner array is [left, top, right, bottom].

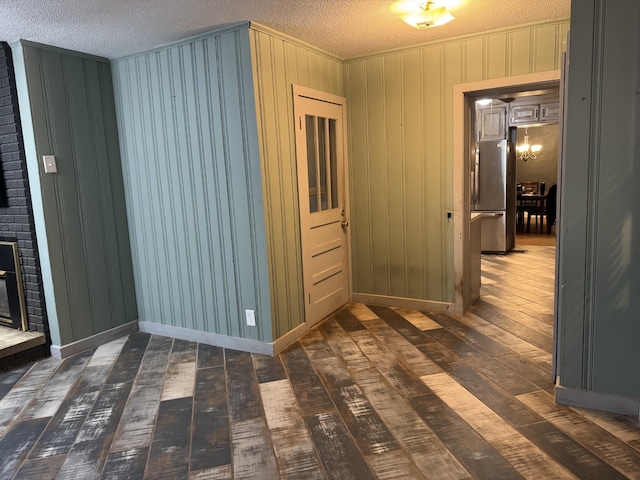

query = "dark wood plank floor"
[[1, 245, 639, 479]]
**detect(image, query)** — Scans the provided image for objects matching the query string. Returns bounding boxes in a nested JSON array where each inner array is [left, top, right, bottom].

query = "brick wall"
[[0, 42, 48, 337]]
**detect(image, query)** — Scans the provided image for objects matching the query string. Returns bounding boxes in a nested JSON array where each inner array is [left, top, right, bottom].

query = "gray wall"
[[11, 41, 138, 347], [558, 0, 640, 398], [516, 124, 558, 189], [112, 25, 272, 342]]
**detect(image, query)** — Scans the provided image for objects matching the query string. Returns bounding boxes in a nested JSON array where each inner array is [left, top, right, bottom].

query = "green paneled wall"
[[12, 41, 137, 346], [248, 25, 344, 339], [558, 0, 640, 398], [344, 20, 569, 304], [112, 25, 272, 342]]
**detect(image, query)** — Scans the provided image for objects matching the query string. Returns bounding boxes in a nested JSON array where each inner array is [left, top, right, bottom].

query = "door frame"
[[292, 84, 353, 326], [452, 70, 561, 314]]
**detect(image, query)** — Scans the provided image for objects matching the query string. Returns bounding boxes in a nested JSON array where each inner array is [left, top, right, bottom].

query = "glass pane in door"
[[329, 119, 338, 209], [318, 117, 328, 211], [305, 115, 318, 213]]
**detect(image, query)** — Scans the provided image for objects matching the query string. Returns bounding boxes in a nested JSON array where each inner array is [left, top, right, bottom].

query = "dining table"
[[517, 193, 546, 233]]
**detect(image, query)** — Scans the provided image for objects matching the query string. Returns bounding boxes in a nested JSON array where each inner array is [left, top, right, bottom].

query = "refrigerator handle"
[[473, 147, 480, 205]]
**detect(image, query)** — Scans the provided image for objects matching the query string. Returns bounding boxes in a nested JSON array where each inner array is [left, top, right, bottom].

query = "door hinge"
[[308, 293, 311, 304], [299, 116, 302, 130]]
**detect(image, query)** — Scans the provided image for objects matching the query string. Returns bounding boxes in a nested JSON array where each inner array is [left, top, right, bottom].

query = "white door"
[[293, 86, 349, 327]]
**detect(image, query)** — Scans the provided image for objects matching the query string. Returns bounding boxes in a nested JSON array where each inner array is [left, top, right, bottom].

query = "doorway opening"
[[453, 70, 563, 382]]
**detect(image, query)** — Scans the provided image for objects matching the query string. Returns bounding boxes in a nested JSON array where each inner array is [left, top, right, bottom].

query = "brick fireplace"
[[0, 42, 49, 340]]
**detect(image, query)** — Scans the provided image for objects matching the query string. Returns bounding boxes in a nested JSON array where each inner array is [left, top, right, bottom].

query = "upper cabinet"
[[478, 106, 507, 141], [508, 95, 560, 126]]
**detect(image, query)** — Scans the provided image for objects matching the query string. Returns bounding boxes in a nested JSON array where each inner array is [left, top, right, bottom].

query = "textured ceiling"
[[0, 0, 571, 60]]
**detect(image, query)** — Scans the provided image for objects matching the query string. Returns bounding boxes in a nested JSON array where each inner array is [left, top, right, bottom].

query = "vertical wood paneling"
[[249, 27, 344, 338], [113, 27, 272, 342], [534, 25, 559, 73], [344, 21, 568, 305], [463, 38, 483, 83], [402, 50, 425, 299], [346, 60, 373, 294], [486, 34, 508, 79], [14, 43, 137, 346], [509, 30, 533, 76], [384, 54, 405, 297]]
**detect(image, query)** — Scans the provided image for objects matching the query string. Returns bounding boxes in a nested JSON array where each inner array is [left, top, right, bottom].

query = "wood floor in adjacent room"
[[1, 245, 639, 479]]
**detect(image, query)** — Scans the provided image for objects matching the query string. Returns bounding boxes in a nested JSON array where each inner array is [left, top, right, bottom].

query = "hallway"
[[0, 246, 639, 479]]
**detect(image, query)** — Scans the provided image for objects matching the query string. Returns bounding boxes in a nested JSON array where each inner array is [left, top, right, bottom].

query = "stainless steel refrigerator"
[[472, 137, 516, 253]]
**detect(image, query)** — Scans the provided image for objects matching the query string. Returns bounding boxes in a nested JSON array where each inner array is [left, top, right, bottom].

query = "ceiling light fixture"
[[518, 128, 542, 162], [401, 1, 455, 29]]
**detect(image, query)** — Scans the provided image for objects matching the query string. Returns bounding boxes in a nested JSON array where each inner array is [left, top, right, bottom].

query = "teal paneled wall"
[[12, 41, 138, 346], [112, 25, 272, 342], [558, 0, 640, 398]]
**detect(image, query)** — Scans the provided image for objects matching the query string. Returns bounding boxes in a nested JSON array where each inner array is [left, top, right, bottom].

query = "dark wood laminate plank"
[[517, 421, 628, 480], [409, 392, 525, 480], [0, 417, 49, 478], [472, 305, 553, 353], [190, 465, 233, 479], [161, 338, 196, 401], [190, 365, 231, 471], [493, 353, 555, 394], [0, 356, 60, 436], [426, 327, 538, 395], [299, 328, 335, 361], [106, 332, 151, 385], [13, 454, 66, 480], [319, 319, 371, 372], [252, 353, 287, 384], [362, 318, 442, 376], [349, 330, 431, 398], [421, 372, 573, 479], [307, 411, 375, 480], [20, 349, 92, 420], [518, 390, 640, 478], [475, 298, 555, 332], [334, 308, 367, 332], [367, 450, 426, 480], [55, 381, 136, 479], [280, 342, 334, 417], [111, 334, 173, 451], [367, 305, 431, 345], [259, 379, 325, 479], [225, 349, 262, 422], [28, 357, 123, 459], [352, 368, 471, 480], [415, 349, 541, 427], [0, 363, 31, 402], [144, 397, 193, 480], [427, 313, 515, 356], [100, 447, 149, 479], [196, 343, 224, 369], [313, 357, 400, 457], [231, 417, 278, 480]]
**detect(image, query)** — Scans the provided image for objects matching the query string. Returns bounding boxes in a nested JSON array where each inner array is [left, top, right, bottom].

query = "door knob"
[[341, 220, 349, 228]]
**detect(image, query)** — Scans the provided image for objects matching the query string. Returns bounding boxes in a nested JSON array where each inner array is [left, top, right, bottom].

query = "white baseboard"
[[351, 293, 454, 313], [50, 320, 139, 359], [556, 384, 640, 418], [138, 321, 275, 356]]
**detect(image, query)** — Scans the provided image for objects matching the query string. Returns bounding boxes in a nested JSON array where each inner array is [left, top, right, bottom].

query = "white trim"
[[272, 322, 308, 355], [351, 293, 454, 313], [138, 321, 275, 356], [556, 385, 640, 419], [49, 321, 139, 359], [452, 70, 561, 314]]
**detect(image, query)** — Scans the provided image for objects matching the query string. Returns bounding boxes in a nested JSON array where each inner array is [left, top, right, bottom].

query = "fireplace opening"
[[0, 242, 27, 331]]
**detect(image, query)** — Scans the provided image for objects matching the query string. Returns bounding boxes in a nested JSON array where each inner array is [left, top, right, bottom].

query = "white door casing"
[[293, 85, 350, 327]]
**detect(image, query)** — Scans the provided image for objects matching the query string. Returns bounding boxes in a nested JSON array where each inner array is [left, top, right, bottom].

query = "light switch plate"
[[42, 155, 57, 174]]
